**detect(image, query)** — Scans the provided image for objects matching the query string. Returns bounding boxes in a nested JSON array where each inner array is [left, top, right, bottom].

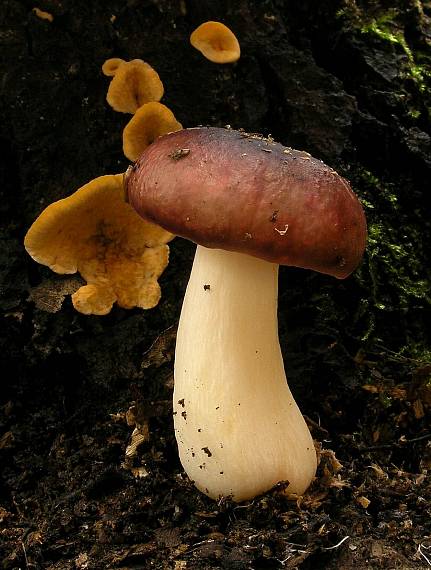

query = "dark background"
[[1, 0, 430, 568]]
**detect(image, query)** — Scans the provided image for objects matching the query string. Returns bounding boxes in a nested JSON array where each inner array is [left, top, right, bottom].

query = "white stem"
[[174, 246, 317, 501]]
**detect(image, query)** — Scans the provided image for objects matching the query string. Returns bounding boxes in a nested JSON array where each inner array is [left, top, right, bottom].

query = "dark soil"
[[1, 1, 430, 568]]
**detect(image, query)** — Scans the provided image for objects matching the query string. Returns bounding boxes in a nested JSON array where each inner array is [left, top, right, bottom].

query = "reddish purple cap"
[[125, 127, 367, 278]]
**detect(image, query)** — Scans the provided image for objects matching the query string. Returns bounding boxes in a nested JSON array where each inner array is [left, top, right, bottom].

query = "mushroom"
[[123, 102, 182, 161], [32, 7, 54, 22], [190, 21, 240, 63], [102, 58, 164, 114], [24, 174, 173, 315], [125, 127, 367, 501], [102, 57, 125, 77]]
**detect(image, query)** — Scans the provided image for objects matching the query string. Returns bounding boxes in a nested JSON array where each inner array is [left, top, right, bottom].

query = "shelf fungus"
[[123, 102, 182, 161], [102, 58, 164, 114], [24, 174, 173, 315], [190, 21, 240, 64], [125, 127, 367, 502]]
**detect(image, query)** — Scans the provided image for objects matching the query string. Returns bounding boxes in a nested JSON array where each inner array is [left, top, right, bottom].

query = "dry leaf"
[[29, 276, 83, 313], [357, 496, 371, 508], [362, 384, 380, 393], [367, 463, 388, 479], [413, 399, 425, 419]]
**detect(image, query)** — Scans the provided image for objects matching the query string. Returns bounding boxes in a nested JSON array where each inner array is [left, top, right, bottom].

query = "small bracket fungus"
[[123, 102, 182, 162], [102, 58, 164, 114], [125, 127, 367, 502], [190, 21, 240, 63], [102, 57, 125, 77], [32, 7, 54, 22], [25, 174, 173, 315]]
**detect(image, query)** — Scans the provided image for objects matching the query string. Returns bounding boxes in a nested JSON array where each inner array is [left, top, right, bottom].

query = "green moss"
[[361, 17, 431, 91], [397, 344, 431, 365], [358, 170, 430, 304], [407, 108, 421, 120], [366, 221, 430, 306], [337, 5, 430, 93], [379, 393, 393, 409], [350, 167, 431, 352], [360, 15, 403, 47]]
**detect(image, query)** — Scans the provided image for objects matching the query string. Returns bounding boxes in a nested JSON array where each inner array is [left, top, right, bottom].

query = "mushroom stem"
[[174, 245, 317, 501]]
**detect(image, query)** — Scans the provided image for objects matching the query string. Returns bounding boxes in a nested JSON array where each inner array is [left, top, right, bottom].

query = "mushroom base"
[[174, 246, 317, 501]]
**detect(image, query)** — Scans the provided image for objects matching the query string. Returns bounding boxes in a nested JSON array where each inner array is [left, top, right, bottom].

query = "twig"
[[276, 542, 309, 565], [358, 433, 431, 452], [233, 500, 255, 510], [322, 536, 350, 550], [304, 415, 329, 435], [186, 538, 216, 553], [418, 544, 431, 566], [21, 541, 29, 568], [371, 343, 431, 365], [405, 433, 431, 444]]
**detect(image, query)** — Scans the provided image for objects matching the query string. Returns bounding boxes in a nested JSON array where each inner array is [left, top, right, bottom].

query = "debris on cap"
[[103, 59, 164, 114], [190, 21, 240, 64], [32, 7, 54, 22], [24, 174, 173, 315], [123, 102, 182, 161]]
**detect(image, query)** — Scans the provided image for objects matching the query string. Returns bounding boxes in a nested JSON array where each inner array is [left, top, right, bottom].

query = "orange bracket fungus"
[[190, 21, 240, 63], [32, 7, 54, 22], [25, 174, 173, 315], [123, 102, 182, 162], [125, 127, 367, 502], [102, 58, 164, 114], [101, 57, 125, 77]]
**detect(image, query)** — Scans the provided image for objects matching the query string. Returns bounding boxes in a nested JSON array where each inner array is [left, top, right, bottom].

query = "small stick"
[[322, 536, 350, 550], [358, 433, 431, 452]]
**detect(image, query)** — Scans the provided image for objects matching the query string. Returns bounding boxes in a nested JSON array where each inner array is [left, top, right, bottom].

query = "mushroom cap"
[[24, 174, 173, 315], [102, 57, 125, 77], [123, 102, 182, 161], [105, 59, 164, 114], [126, 127, 367, 279], [190, 21, 240, 63]]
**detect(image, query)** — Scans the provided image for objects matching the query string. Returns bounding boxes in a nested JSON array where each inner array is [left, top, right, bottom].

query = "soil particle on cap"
[[274, 224, 289, 235], [178, 398, 185, 407], [203, 284, 211, 291], [336, 255, 347, 268], [181, 411, 187, 420], [169, 148, 190, 160], [202, 447, 212, 457]]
